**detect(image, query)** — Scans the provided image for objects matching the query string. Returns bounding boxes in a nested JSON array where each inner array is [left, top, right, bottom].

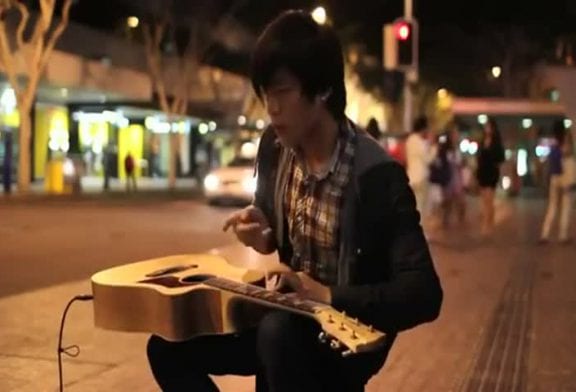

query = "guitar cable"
[[57, 294, 94, 392]]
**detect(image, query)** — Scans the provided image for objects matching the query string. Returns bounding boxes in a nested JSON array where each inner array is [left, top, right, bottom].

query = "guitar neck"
[[205, 277, 324, 316]]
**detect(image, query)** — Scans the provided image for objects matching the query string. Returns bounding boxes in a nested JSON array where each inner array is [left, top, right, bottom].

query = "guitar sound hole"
[[145, 264, 198, 278], [181, 274, 216, 283]]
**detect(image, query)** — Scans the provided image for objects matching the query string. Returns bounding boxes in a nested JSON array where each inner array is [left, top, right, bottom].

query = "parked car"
[[203, 156, 257, 205]]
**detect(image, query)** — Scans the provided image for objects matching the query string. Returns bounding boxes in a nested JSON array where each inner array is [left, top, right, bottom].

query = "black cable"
[[58, 294, 94, 392]]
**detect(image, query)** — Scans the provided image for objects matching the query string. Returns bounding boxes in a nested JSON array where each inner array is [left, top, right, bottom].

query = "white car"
[[203, 156, 257, 205]]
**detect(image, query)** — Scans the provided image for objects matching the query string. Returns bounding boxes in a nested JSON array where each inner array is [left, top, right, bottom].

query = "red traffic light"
[[394, 21, 411, 41]]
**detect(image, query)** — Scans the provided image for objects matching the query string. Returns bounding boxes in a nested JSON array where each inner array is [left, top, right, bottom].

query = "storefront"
[[1, 85, 224, 188], [71, 107, 201, 181]]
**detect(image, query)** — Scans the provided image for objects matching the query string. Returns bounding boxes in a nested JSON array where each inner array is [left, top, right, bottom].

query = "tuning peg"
[[330, 340, 341, 350], [354, 318, 359, 325], [318, 332, 329, 343], [350, 331, 357, 340], [341, 350, 354, 357], [327, 314, 334, 323], [369, 325, 374, 332], [339, 322, 346, 331]]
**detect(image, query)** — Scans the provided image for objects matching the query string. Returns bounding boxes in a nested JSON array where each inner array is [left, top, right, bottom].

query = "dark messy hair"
[[250, 10, 347, 120], [552, 119, 566, 145], [483, 117, 503, 148]]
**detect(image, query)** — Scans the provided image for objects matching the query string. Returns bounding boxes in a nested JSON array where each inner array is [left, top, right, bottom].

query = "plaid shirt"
[[284, 124, 355, 285]]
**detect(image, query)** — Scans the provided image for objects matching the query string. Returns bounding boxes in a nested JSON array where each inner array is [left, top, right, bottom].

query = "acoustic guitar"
[[91, 254, 386, 356]]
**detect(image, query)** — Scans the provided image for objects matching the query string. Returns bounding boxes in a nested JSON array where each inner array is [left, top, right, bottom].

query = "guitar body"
[[92, 253, 386, 355], [91, 254, 268, 342]]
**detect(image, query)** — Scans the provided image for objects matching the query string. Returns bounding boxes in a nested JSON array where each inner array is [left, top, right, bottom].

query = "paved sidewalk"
[[1, 178, 203, 206], [1, 199, 575, 391]]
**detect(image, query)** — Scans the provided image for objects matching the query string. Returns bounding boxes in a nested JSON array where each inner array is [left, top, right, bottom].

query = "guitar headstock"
[[314, 308, 386, 357]]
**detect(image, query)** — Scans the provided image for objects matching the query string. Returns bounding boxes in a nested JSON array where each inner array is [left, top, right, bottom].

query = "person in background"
[[405, 115, 437, 217], [428, 134, 451, 228], [102, 145, 115, 191], [443, 123, 467, 228], [540, 121, 575, 244], [475, 118, 505, 235], [2, 131, 12, 194], [124, 151, 137, 192]]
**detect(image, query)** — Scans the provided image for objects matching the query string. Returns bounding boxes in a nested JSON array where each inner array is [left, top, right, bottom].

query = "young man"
[[147, 10, 443, 392]]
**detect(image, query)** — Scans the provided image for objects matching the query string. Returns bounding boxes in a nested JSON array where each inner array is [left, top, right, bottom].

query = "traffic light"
[[383, 18, 418, 70]]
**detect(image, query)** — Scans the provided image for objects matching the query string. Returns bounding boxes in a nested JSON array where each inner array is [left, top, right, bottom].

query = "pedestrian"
[[442, 123, 467, 228], [475, 118, 505, 235], [428, 133, 451, 228], [102, 145, 114, 191], [124, 151, 137, 192], [146, 10, 443, 392], [405, 115, 437, 217], [539, 120, 575, 244], [2, 131, 12, 194]]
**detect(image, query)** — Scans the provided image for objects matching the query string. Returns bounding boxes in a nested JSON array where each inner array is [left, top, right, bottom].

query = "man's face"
[[262, 68, 320, 149]]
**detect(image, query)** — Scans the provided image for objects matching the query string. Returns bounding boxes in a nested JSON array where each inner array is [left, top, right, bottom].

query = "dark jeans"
[[147, 311, 387, 392]]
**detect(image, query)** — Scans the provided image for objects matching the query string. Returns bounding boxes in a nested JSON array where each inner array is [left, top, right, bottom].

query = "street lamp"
[[127, 16, 139, 29], [491, 66, 502, 79], [311, 6, 327, 25]]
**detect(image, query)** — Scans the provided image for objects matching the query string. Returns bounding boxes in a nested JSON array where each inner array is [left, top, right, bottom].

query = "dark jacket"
[[253, 122, 443, 350]]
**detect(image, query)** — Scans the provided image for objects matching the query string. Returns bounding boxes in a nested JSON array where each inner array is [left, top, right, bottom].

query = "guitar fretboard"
[[206, 277, 322, 314]]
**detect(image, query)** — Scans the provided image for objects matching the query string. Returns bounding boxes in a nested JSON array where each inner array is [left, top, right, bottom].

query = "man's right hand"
[[223, 205, 275, 253]]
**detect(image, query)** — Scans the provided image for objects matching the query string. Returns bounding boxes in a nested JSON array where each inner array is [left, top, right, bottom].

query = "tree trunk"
[[17, 105, 32, 193]]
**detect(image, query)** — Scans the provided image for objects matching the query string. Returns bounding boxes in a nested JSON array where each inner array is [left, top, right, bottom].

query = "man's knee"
[[256, 311, 318, 360]]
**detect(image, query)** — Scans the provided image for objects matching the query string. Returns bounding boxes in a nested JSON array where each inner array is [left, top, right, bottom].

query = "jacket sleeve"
[[330, 161, 443, 332], [252, 126, 279, 217]]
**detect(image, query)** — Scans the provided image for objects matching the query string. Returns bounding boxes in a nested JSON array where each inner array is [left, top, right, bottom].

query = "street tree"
[[0, 0, 73, 192], [140, 0, 240, 188]]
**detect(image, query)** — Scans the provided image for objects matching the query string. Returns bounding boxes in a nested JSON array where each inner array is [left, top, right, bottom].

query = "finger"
[[278, 273, 303, 293], [234, 222, 262, 233], [240, 206, 255, 222], [244, 205, 266, 223], [265, 264, 293, 274], [295, 272, 314, 292], [265, 273, 279, 291], [222, 212, 240, 232]]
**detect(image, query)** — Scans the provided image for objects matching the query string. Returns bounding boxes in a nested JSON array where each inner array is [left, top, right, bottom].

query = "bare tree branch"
[[39, 0, 72, 70], [0, 20, 22, 98], [38, 0, 54, 31], [28, 6, 48, 47], [143, 21, 171, 114], [153, 21, 163, 48], [14, 1, 28, 50]]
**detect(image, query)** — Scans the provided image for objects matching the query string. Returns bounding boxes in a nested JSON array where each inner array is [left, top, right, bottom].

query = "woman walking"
[[475, 118, 505, 235]]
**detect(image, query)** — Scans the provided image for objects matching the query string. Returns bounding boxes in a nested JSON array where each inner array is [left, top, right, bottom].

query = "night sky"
[[67, 0, 576, 97]]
